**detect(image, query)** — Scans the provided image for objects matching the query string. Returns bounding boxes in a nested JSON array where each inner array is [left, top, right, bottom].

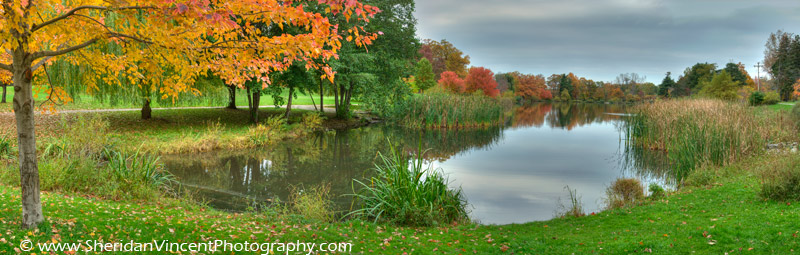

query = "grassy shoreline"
[[2, 152, 799, 253]]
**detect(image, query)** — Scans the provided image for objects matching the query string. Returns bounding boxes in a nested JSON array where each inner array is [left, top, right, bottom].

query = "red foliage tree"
[[439, 71, 466, 93], [465, 67, 500, 98]]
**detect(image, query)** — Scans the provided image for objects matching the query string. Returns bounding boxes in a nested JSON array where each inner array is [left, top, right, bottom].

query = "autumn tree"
[[0, 70, 9, 103], [514, 73, 551, 101], [465, 67, 499, 98], [420, 39, 470, 78], [415, 58, 436, 93], [438, 71, 465, 93], [0, 0, 377, 228]]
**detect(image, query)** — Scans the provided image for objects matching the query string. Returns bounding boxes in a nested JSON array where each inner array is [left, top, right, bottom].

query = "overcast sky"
[[414, 0, 800, 83]]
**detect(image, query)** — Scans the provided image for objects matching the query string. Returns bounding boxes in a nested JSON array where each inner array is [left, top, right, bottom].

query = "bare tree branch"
[[29, 38, 100, 60], [29, 32, 154, 61], [30, 56, 52, 71], [0, 63, 11, 71]]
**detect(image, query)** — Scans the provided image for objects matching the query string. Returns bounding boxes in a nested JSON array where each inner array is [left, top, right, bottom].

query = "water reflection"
[[164, 102, 663, 224]]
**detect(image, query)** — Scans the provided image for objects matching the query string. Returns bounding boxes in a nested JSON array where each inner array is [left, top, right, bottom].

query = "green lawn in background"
[[0, 87, 343, 112]]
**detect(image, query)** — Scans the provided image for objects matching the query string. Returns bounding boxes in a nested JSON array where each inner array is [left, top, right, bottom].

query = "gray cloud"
[[415, 0, 800, 83]]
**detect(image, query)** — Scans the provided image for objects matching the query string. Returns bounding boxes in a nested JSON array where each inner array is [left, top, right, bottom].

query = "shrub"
[[764, 91, 781, 105], [248, 115, 286, 146], [604, 178, 644, 209], [290, 184, 334, 223], [749, 91, 765, 106], [349, 142, 469, 226], [555, 186, 585, 218], [648, 183, 666, 200], [759, 156, 800, 201], [298, 112, 324, 136]]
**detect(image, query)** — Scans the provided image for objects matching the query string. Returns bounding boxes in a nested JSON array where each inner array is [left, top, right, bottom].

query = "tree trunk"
[[250, 90, 260, 124], [333, 83, 340, 117], [13, 60, 44, 229], [309, 89, 317, 111], [319, 81, 324, 113], [1, 83, 7, 103], [226, 85, 237, 109], [246, 87, 252, 110], [285, 86, 294, 119], [141, 98, 152, 120]]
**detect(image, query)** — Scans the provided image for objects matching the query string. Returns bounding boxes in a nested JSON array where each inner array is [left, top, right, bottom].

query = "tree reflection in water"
[[163, 102, 675, 221]]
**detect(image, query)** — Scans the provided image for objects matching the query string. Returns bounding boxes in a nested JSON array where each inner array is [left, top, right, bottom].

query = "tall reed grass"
[[348, 142, 469, 226], [390, 93, 513, 129], [624, 99, 795, 185]]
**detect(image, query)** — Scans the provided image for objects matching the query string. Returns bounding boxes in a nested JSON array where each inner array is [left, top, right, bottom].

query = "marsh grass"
[[349, 142, 469, 226], [391, 93, 513, 129], [758, 154, 800, 201], [555, 186, 585, 218], [624, 99, 796, 185]]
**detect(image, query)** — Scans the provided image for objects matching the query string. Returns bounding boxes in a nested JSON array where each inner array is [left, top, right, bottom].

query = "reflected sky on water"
[[163, 103, 660, 225]]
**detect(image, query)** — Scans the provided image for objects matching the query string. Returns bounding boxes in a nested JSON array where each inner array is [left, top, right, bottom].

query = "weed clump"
[[0, 135, 12, 159], [290, 184, 334, 223], [248, 116, 286, 146], [604, 178, 644, 209], [648, 183, 666, 200], [759, 155, 800, 201], [556, 186, 585, 218], [791, 103, 800, 126], [349, 142, 469, 226]]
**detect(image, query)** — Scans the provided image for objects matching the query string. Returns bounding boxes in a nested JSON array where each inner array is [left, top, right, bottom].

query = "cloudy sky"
[[414, 0, 800, 83]]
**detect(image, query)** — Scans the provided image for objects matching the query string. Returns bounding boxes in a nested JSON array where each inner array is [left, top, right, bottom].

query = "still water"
[[163, 103, 652, 225]]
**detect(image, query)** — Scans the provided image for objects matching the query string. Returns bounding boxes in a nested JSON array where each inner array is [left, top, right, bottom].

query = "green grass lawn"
[[0, 87, 342, 112], [767, 102, 796, 111], [1, 154, 799, 254]]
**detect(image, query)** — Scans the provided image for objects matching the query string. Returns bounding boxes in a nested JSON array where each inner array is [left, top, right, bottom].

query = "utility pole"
[[754, 62, 763, 91]]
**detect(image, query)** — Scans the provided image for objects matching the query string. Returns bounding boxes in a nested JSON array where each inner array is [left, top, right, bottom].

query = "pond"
[[163, 103, 663, 225]]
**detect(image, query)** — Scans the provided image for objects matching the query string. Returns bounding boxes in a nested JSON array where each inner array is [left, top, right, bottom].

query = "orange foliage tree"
[[514, 73, 551, 100], [439, 71, 465, 93], [0, 0, 377, 228], [465, 67, 499, 98]]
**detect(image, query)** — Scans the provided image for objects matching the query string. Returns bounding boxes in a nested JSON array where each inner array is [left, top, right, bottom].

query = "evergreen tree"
[[559, 74, 573, 97], [723, 63, 748, 86], [658, 72, 675, 97]]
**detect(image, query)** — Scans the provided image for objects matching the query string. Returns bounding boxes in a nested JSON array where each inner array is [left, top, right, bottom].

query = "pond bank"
[[2, 153, 798, 253]]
